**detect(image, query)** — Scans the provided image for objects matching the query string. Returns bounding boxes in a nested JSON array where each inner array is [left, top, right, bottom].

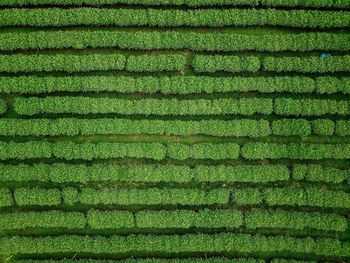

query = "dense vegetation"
[[0, 1, 349, 263]]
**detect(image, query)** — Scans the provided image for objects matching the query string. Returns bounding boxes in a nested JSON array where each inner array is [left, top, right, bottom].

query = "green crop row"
[[0, 8, 349, 28], [192, 55, 260, 73], [292, 165, 349, 184], [336, 120, 350, 136], [272, 119, 336, 136], [0, 141, 168, 161], [1, 76, 348, 95], [0, 99, 6, 114], [0, 141, 237, 161], [242, 143, 350, 160], [6, 259, 264, 263], [245, 210, 348, 232], [0, 53, 186, 73], [0, 118, 345, 138], [264, 186, 350, 209], [1, 233, 348, 257], [0, 163, 290, 184], [14, 97, 273, 116], [0, 211, 86, 231], [4, 209, 345, 232], [14, 97, 350, 117], [1, 141, 350, 161], [0, 0, 348, 8], [0, 118, 271, 138], [0, 188, 12, 207], [263, 56, 350, 73], [1, 30, 348, 52], [3, 186, 349, 209], [193, 55, 350, 73], [274, 98, 349, 116]]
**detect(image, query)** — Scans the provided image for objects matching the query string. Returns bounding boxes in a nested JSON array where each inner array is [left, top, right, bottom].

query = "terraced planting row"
[[0, 0, 349, 263]]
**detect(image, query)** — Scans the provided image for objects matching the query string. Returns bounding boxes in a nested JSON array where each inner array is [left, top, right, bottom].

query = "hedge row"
[[192, 55, 260, 73], [14, 187, 61, 206], [241, 143, 350, 160], [0, 163, 289, 184], [264, 187, 350, 209], [194, 55, 350, 73], [274, 98, 349, 116], [272, 119, 336, 136], [263, 56, 350, 73], [4, 186, 350, 209], [0, 0, 348, 8], [0, 141, 167, 161], [9, 259, 263, 263], [1, 76, 348, 95], [0, 118, 343, 138], [0, 8, 348, 28], [0, 99, 6, 114], [0, 118, 271, 138], [245, 210, 348, 232], [0, 53, 125, 73], [0, 188, 13, 207], [14, 97, 350, 117], [0, 233, 348, 257], [80, 188, 230, 206], [2, 141, 350, 161], [0, 53, 186, 73], [292, 165, 349, 184], [14, 97, 273, 116], [336, 120, 350, 136], [0, 30, 348, 52], [3, 209, 346, 233], [0, 211, 86, 231]]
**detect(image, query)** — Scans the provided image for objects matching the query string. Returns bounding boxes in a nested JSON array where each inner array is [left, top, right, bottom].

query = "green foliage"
[[194, 165, 289, 183], [263, 56, 350, 73], [62, 187, 79, 205], [0, 163, 289, 184], [245, 210, 348, 232], [292, 165, 348, 184], [234, 188, 262, 205], [0, 0, 347, 8], [167, 143, 240, 160], [274, 98, 349, 116], [0, 100, 6, 114], [0, 118, 271, 138], [0, 30, 347, 52], [0, 141, 167, 161], [272, 119, 311, 136], [87, 210, 134, 229], [241, 142, 350, 160], [126, 54, 186, 72], [312, 119, 335, 136], [0, 211, 86, 231], [263, 187, 350, 209], [336, 120, 350, 136], [192, 55, 260, 73], [0, 188, 13, 207], [14, 187, 61, 206], [14, 97, 273, 116], [0, 233, 346, 257], [1, 76, 346, 94], [0, 53, 126, 73], [136, 209, 243, 229], [0, 8, 348, 28], [80, 188, 229, 206], [11, 259, 264, 263], [0, 0, 261, 7]]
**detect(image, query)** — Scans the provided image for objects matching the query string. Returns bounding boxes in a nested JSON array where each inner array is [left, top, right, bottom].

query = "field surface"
[[0, 0, 350, 263]]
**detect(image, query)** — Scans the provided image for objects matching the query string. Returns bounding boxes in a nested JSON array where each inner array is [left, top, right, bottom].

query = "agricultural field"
[[0, 0, 350, 263]]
